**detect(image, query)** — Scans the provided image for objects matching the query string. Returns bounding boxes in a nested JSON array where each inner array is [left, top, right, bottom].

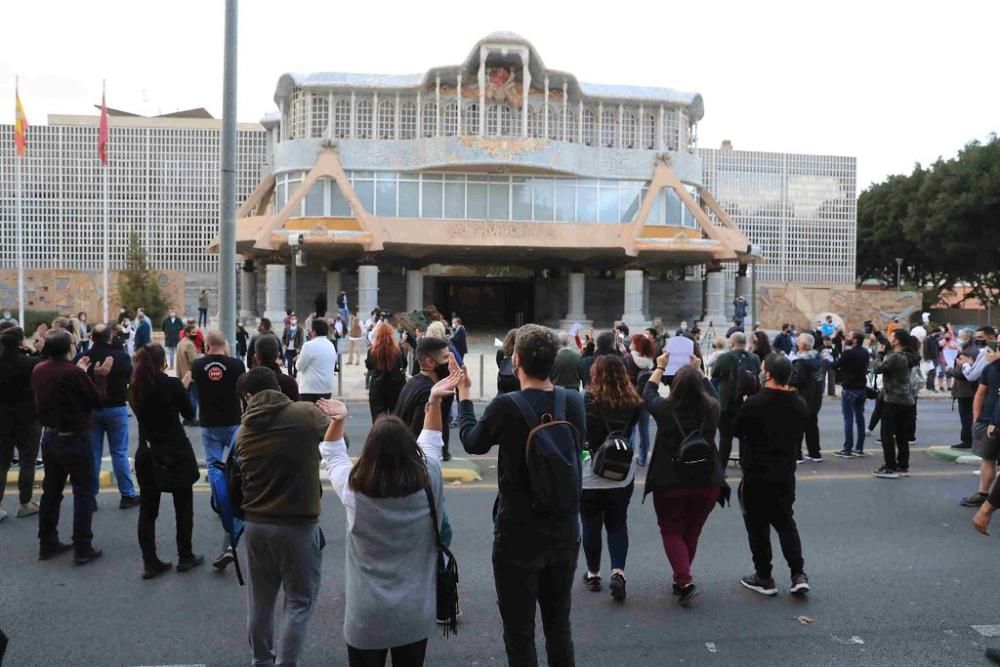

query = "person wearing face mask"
[[393, 336, 456, 462], [282, 315, 304, 379], [162, 309, 184, 369]]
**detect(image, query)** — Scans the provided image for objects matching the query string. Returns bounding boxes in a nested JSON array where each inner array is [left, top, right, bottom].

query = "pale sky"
[[2, 0, 996, 190]]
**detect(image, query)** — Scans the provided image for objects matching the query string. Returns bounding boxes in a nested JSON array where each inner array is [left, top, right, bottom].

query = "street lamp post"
[[895, 257, 903, 292]]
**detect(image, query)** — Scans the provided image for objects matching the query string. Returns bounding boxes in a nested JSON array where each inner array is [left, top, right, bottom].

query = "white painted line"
[[705, 642, 718, 653], [132, 664, 207, 667], [849, 636, 865, 645], [972, 625, 1000, 637]]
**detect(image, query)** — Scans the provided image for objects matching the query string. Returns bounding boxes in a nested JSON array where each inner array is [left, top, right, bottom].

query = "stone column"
[[325, 267, 341, 315], [699, 266, 727, 331], [559, 271, 591, 330], [264, 263, 287, 332], [735, 263, 751, 329], [239, 260, 257, 320], [357, 264, 379, 318], [621, 269, 649, 329], [406, 268, 424, 313]]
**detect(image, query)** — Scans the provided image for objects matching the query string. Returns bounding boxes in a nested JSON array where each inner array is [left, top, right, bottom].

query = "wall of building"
[[757, 284, 921, 332]]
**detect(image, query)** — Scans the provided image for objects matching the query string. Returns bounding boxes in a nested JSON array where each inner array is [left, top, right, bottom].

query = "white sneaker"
[[0, 508, 7, 522], [17, 500, 39, 518]]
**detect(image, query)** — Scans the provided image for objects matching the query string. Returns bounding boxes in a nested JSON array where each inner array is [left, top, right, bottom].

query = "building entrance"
[[434, 278, 534, 329]]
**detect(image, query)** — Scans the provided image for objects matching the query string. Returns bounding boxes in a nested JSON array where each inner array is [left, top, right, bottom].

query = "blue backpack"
[[208, 446, 246, 586], [509, 387, 583, 515]]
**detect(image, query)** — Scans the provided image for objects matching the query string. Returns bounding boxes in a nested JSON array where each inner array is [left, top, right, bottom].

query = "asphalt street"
[[3, 398, 999, 666]]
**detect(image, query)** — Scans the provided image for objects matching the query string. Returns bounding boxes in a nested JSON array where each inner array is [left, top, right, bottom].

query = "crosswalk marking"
[[972, 625, 1000, 637]]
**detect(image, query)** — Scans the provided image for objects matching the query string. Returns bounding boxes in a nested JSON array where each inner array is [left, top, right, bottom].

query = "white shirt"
[[295, 335, 338, 394], [910, 325, 927, 341], [319, 429, 443, 530]]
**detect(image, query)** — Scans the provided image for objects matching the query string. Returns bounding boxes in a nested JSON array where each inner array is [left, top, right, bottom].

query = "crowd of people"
[[2, 300, 1000, 666]]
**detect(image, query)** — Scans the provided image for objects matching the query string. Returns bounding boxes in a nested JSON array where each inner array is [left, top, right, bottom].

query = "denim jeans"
[[633, 407, 651, 464], [580, 483, 634, 572], [89, 405, 137, 500], [188, 384, 199, 420], [841, 388, 867, 453], [198, 308, 208, 328], [165, 345, 177, 369], [38, 430, 95, 554], [203, 425, 239, 548]]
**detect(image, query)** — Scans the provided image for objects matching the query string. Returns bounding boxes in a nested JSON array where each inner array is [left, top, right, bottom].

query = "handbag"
[[865, 371, 880, 400], [424, 486, 459, 637]]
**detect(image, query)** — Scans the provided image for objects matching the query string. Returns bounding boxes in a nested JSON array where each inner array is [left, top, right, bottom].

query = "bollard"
[[337, 362, 343, 398], [479, 353, 484, 399]]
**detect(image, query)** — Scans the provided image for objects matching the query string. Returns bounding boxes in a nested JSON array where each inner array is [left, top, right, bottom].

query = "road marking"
[[972, 625, 1000, 637], [132, 664, 206, 667], [705, 642, 718, 653]]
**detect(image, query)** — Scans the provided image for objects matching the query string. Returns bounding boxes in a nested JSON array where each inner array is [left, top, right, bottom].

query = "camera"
[[863, 320, 873, 335]]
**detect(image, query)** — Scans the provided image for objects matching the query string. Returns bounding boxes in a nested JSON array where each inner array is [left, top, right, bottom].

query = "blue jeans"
[[339, 307, 349, 323], [39, 430, 95, 553], [89, 405, 137, 499], [633, 407, 651, 464], [203, 425, 239, 549], [166, 345, 176, 368], [188, 384, 199, 420], [841, 388, 867, 453]]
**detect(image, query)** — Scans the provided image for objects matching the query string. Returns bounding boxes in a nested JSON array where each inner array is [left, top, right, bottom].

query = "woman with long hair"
[[496, 328, 520, 394], [622, 334, 656, 466], [643, 361, 724, 607], [129, 344, 202, 579], [319, 371, 461, 667], [751, 330, 772, 361], [366, 322, 408, 420], [580, 355, 643, 601], [0, 327, 41, 520]]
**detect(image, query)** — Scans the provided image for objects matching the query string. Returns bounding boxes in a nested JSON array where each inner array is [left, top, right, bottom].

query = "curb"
[[6, 469, 113, 488], [927, 445, 982, 466]]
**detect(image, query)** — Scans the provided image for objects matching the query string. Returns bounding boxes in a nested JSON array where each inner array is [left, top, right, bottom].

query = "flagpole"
[[14, 75, 25, 328], [102, 80, 110, 324]]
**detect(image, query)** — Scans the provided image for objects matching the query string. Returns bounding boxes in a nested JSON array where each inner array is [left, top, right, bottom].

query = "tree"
[[118, 231, 171, 322]]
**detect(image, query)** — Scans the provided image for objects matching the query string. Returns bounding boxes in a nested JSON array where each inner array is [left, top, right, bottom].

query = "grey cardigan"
[[320, 431, 444, 650]]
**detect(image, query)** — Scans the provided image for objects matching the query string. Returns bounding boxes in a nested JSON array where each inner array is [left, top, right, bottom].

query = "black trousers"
[[868, 394, 883, 432], [493, 540, 579, 667], [880, 402, 911, 470], [958, 396, 974, 446], [135, 452, 194, 564], [718, 410, 737, 470], [347, 638, 428, 667], [800, 408, 821, 459], [0, 419, 40, 504], [740, 478, 804, 580], [37, 431, 95, 554]]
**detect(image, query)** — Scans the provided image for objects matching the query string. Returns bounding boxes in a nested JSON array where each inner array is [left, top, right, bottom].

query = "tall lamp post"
[[895, 257, 903, 292], [218, 0, 239, 350]]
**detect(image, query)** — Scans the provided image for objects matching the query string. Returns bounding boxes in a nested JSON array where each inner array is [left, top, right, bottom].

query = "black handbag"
[[424, 485, 459, 637]]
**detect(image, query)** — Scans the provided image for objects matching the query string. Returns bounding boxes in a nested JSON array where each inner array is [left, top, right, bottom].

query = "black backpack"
[[510, 388, 583, 515], [671, 411, 716, 484], [497, 356, 520, 394], [591, 410, 634, 482], [727, 351, 760, 408]]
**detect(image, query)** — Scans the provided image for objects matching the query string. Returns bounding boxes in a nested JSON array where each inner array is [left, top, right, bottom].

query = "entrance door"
[[434, 279, 534, 329]]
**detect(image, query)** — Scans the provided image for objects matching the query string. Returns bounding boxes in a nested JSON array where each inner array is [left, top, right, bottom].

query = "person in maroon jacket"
[[31, 329, 113, 564]]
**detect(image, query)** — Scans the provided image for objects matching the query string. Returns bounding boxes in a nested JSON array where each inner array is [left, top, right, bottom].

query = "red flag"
[[98, 87, 109, 165], [14, 85, 28, 157]]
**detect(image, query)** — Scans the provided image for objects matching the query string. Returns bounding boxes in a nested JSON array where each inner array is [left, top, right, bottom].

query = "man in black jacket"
[[0, 326, 41, 520], [734, 353, 810, 597], [832, 331, 871, 457], [394, 336, 455, 461]]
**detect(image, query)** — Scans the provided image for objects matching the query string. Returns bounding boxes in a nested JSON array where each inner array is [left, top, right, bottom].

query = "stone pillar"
[[735, 263, 751, 329], [357, 264, 379, 318], [699, 267, 727, 331], [325, 267, 341, 315], [621, 269, 649, 329], [559, 271, 591, 331], [406, 268, 424, 313], [264, 263, 287, 332], [239, 260, 257, 320]]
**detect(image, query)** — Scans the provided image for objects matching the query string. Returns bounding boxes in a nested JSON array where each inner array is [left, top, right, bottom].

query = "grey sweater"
[[320, 431, 444, 650]]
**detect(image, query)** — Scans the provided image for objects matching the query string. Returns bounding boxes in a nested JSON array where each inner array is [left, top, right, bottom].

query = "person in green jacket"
[[161, 309, 184, 369]]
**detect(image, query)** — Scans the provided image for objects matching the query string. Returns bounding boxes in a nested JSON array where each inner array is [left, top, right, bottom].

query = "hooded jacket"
[[234, 389, 328, 524], [874, 349, 918, 406]]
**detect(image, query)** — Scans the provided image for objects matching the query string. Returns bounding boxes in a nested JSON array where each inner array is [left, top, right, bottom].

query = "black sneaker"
[[583, 573, 601, 592], [609, 572, 626, 601], [986, 646, 1000, 664], [740, 573, 777, 596], [854, 450, 867, 457], [142, 559, 173, 580], [671, 582, 682, 596], [790, 573, 810, 595], [832, 450, 854, 459], [803, 455, 824, 463], [177, 554, 205, 572], [38, 542, 73, 561], [951, 443, 973, 450], [961, 492, 989, 508], [442, 451, 453, 462], [212, 547, 235, 571], [678, 583, 699, 607], [873, 466, 899, 479], [73, 548, 103, 566], [119, 495, 141, 510]]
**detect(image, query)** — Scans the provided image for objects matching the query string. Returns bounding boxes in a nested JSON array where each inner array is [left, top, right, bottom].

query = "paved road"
[[3, 399, 998, 666]]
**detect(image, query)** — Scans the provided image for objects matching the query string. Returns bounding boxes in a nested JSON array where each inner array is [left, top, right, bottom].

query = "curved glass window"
[[600, 109, 616, 148], [288, 89, 306, 139], [399, 101, 417, 140], [500, 104, 515, 136], [486, 103, 500, 137], [527, 106, 541, 138], [581, 108, 595, 146], [641, 112, 656, 149], [355, 99, 373, 139], [547, 105, 561, 141], [377, 100, 395, 140], [463, 103, 479, 136], [421, 101, 437, 137], [564, 110, 577, 143], [333, 100, 351, 138], [442, 102, 458, 137], [310, 96, 329, 138], [621, 111, 637, 149]]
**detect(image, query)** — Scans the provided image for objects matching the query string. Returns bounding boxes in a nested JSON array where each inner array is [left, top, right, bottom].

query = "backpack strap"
[[423, 485, 442, 549], [509, 392, 540, 430], [670, 409, 688, 439], [552, 386, 566, 422]]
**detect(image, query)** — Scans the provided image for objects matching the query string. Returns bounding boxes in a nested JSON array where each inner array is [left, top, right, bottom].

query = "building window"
[[310, 96, 329, 138], [486, 103, 500, 137], [422, 101, 437, 137], [527, 106, 541, 138], [547, 105, 561, 141], [502, 104, 517, 136], [399, 101, 417, 139], [334, 100, 351, 138], [463, 103, 479, 136], [641, 112, 655, 149], [443, 102, 458, 136], [564, 110, 577, 143], [679, 111, 690, 152], [664, 109, 678, 151], [600, 109, 616, 148], [355, 99, 373, 139], [377, 100, 395, 140], [622, 110, 637, 149], [581, 108, 595, 146], [289, 89, 306, 139]]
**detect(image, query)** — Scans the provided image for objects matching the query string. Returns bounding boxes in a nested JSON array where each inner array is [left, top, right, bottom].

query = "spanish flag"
[[98, 87, 108, 165], [14, 85, 28, 157]]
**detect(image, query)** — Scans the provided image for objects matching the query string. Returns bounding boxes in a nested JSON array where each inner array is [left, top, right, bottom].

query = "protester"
[[496, 328, 521, 394], [175, 323, 200, 425], [749, 330, 772, 363], [622, 334, 656, 466], [236, 320, 249, 363], [240, 333, 298, 402], [733, 353, 810, 596], [180, 319, 206, 353], [319, 373, 460, 666], [85, 324, 140, 509], [0, 326, 41, 520], [162, 309, 183, 369], [550, 332, 583, 391], [971, 468, 1000, 663], [367, 322, 407, 420], [347, 309, 364, 365], [336, 290, 350, 324], [130, 344, 202, 579], [579, 355, 641, 601], [296, 318, 338, 403], [191, 330, 246, 568], [246, 318, 280, 369], [395, 336, 456, 462], [459, 324, 585, 666], [645, 357, 724, 606], [790, 333, 827, 463], [958, 346, 1000, 507], [232, 367, 328, 667], [772, 323, 794, 356], [832, 332, 871, 457], [949, 329, 980, 450], [76, 312, 90, 355], [451, 317, 468, 358], [282, 314, 304, 378], [32, 329, 113, 564], [872, 329, 918, 479], [133, 308, 152, 349], [710, 332, 761, 469], [198, 289, 209, 328]]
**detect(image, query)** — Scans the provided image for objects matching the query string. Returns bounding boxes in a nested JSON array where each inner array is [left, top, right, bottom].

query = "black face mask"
[[975, 339, 988, 348], [434, 363, 450, 380]]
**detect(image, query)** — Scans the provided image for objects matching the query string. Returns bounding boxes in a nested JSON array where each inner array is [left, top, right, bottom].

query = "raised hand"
[[316, 398, 349, 421], [431, 370, 463, 400], [76, 357, 92, 371], [656, 351, 670, 369]]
